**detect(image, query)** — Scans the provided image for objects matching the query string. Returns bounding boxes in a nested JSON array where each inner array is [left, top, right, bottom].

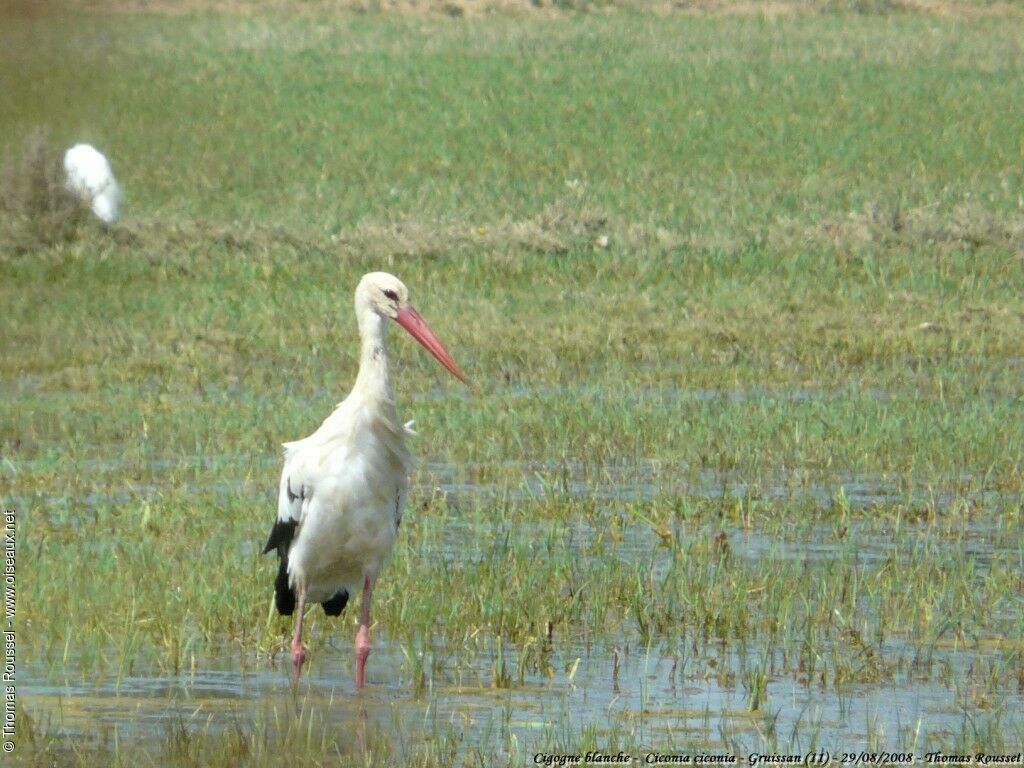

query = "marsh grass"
[[3, 1, 1024, 762]]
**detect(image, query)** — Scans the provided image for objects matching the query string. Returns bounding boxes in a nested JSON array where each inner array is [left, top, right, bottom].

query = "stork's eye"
[[382, 289, 399, 301]]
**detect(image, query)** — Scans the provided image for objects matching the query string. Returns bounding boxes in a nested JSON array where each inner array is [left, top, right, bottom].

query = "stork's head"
[[355, 272, 468, 384], [357, 272, 410, 320]]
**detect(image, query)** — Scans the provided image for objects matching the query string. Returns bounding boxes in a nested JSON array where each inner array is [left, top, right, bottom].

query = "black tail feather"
[[321, 589, 349, 616]]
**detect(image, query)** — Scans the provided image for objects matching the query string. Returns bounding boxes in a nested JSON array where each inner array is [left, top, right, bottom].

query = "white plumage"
[[276, 387, 414, 604], [263, 272, 467, 688], [63, 144, 122, 224]]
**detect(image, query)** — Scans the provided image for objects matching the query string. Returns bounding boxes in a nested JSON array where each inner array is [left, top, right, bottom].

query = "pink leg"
[[291, 586, 307, 684], [355, 576, 374, 690]]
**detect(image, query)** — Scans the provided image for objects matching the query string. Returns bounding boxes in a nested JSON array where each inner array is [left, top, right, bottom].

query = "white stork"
[[263, 272, 467, 688], [63, 144, 122, 224]]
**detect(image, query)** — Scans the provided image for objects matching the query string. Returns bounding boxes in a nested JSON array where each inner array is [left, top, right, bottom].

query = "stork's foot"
[[291, 639, 307, 683], [355, 625, 371, 690]]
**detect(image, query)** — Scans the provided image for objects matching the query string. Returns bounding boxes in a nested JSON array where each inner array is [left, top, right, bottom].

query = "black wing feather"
[[263, 475, 348, 619], [262, 518, 297, 555], [274, 555, 296, 615], [321, 589, 349, 616]]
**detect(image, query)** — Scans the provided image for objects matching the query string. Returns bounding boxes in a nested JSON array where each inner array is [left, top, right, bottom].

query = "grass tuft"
[[0, 130, 91, 255]]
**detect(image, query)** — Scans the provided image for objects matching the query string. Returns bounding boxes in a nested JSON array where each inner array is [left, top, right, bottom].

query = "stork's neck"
[[352, 309, 394, 402]]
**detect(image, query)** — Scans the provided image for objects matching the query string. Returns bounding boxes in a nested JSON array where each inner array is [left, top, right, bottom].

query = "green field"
[[3, 2, 1024, 765]]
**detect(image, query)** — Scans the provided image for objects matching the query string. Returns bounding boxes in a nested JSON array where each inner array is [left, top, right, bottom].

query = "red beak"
[[395, 307, 468, 384]]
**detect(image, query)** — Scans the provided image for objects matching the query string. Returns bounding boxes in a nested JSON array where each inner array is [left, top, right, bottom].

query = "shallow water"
[[16, 445, 1024, 756], [24, 626, 1024, 756], [19, 452, 1021, 523], [22, 511, 1024, 755]]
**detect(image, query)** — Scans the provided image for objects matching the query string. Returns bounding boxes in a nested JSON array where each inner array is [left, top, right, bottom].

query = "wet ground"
[[13, 400, 1024, 756], [24, 625, 1023, 756]]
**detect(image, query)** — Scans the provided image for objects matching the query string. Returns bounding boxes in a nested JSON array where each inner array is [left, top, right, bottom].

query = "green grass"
[[3, 2, 1024, 764]]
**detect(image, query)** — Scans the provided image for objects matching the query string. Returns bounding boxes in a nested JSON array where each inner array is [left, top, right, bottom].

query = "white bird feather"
[[63, 144, 122, 224], [262, 272, 466, 687]]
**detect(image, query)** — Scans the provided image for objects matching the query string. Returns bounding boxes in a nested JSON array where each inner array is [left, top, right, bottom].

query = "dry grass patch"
[[770, 202, 1024, 259], [95, 183, 608, 264], [0, 131, 91, 256]]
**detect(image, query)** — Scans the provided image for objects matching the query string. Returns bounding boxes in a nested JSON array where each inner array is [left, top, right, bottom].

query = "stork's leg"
[[355, 576, 374, 690], [291, 585, 307, 684]]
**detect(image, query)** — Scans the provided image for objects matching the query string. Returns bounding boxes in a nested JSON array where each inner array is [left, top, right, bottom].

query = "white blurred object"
[[63, 144, 122, 224]]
